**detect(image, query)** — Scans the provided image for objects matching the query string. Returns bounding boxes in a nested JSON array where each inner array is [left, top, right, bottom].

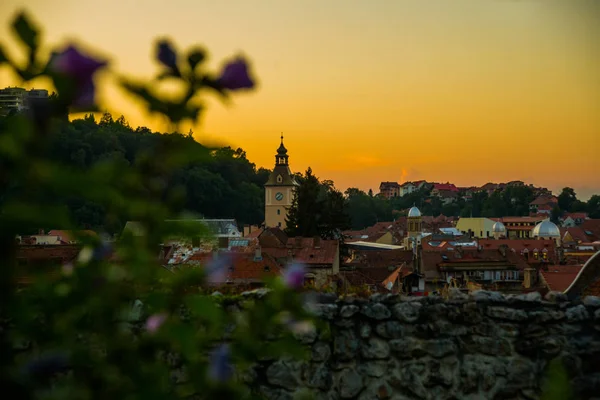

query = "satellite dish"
[[386, 281, 393, 291]]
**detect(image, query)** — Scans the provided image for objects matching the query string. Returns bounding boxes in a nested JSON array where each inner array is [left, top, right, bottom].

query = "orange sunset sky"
[[1, 0, 599, 199]]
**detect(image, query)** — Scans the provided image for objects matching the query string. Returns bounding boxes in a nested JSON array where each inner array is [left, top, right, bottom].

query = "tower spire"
[[281, 132, 284, 143]]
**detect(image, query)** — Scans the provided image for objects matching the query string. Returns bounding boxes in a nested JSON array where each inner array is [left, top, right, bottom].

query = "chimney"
[[523, 268, 534, 289], [38, 229, 44, 235], [498, 244, 508, 258], [254, 246, 263, 261], [313, 236, 321, 249]]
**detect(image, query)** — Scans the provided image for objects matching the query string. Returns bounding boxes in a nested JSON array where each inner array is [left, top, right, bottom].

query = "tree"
[[588, 195, 600, 219], [551, 205, 561, 223], [558, 187, 577, 212], [285, 168, 350, 238]]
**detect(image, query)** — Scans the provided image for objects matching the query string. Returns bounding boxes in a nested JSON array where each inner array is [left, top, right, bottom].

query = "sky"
[[1, 0, 599, 199]]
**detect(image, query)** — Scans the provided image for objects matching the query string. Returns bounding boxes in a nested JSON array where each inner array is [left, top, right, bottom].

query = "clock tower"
[[264, 134, 298, 228]]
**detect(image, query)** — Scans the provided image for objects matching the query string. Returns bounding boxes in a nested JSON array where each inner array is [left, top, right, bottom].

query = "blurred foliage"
[[541, 358, 574, 400], [0, 11, 313, 399]]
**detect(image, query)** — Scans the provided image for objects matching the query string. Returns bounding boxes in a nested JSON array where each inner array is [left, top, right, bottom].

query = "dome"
[[532, 220, 560, 238], [277, 142, 287, 155], [492, 221, 506, 233], [408, 206, 421, 218]]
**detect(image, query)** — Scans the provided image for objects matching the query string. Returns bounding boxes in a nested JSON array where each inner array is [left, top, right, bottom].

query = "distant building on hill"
[[0, 86, 49, 116], [379, 182, 400, 198]]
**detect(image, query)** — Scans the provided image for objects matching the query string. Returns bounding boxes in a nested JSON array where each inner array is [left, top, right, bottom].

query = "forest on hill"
[[1, 112, 270, 234], [3, 110, 598, 235]]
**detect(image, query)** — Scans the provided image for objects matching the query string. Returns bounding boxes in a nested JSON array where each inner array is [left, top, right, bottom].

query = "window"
[[277, 175, 282, 183], [277, 209, 281, 215], [278, 222, 282, 227]]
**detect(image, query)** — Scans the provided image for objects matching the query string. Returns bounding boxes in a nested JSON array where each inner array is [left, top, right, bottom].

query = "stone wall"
[[249, 290, 600, 400]]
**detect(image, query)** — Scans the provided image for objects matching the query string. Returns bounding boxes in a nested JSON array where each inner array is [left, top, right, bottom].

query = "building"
[[529, 195, 558, 215], [456, 217, 497, 239], [264, 135, 299, 228], [15, 245, 81, 285], [560, 213, 588, 227], [403, 206, 424, 249], [0, 87, 49, 116], [343, 221, 395, 245], [256, 228, 340, 288], [420, 246, 531, 294], [500, 216, 547, 239], [124, 219, 242, 248], [430, 183, 459, 198], [379, 182, 400, 198], [399, 182, 416, 197], [478, 238, 557, 265]]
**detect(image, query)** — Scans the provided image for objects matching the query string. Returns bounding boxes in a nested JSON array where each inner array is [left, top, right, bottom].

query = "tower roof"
[[277, 133, 287, 155], [408, 206, 421, 218]]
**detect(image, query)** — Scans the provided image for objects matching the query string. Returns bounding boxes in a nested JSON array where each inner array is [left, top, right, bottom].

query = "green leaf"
[[0, 44, 8, 64], [11, 12, 39, 51], [187, 48, 206, 71], [185, 294, 221, 324]]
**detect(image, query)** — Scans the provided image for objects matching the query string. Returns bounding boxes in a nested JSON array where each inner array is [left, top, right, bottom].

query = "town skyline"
[[1, 0, 599, 199]]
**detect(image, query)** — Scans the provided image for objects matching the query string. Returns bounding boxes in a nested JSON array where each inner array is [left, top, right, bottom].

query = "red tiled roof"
[[432, 183, 459, 192], [563, 212, 588, 220], [478, 239, 557, 263], [581, 220, 600, 242], [47, 230, 97, 244], [540, 265, 582, 292], [480, 183, 498, 191], [343, 222, 394, 242], [187, 251, 282, 283], [530, 196, 558, 206], [536, 204, 553, 211], [560, 227, 590, 244], [341, 266, 400, 290], [479, 238, 555, 252], [501, 216, 546, 224], [244, 229, 263, 239], [262, 237, 338, 265], [420, 248, 530, 281], [380, 181, 400, 188], [227, 252, 282, 282], [16, 244, 81, 261], [258, 227, 289, 248], [347, 249, 414, 269]]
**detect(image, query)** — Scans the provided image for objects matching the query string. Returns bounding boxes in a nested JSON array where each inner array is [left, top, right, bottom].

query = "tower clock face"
[[275, 192, 284, 201]]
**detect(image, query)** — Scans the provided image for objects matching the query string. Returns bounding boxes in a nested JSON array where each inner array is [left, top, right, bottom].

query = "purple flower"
[[92, 233, 113, 261], [279, 312, 315, 336], [50, 45, 107, 81], [204, 253, 232, 284], [62, 262, 74, 276], [208, 344, 233, 383], [217, 56, 255, 91], [49, 45, 107, 109], [145, 313, 167, 333], [282, 263, 306, 290], [156, 40, 178, 71], [22, 351, 70, 380]]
